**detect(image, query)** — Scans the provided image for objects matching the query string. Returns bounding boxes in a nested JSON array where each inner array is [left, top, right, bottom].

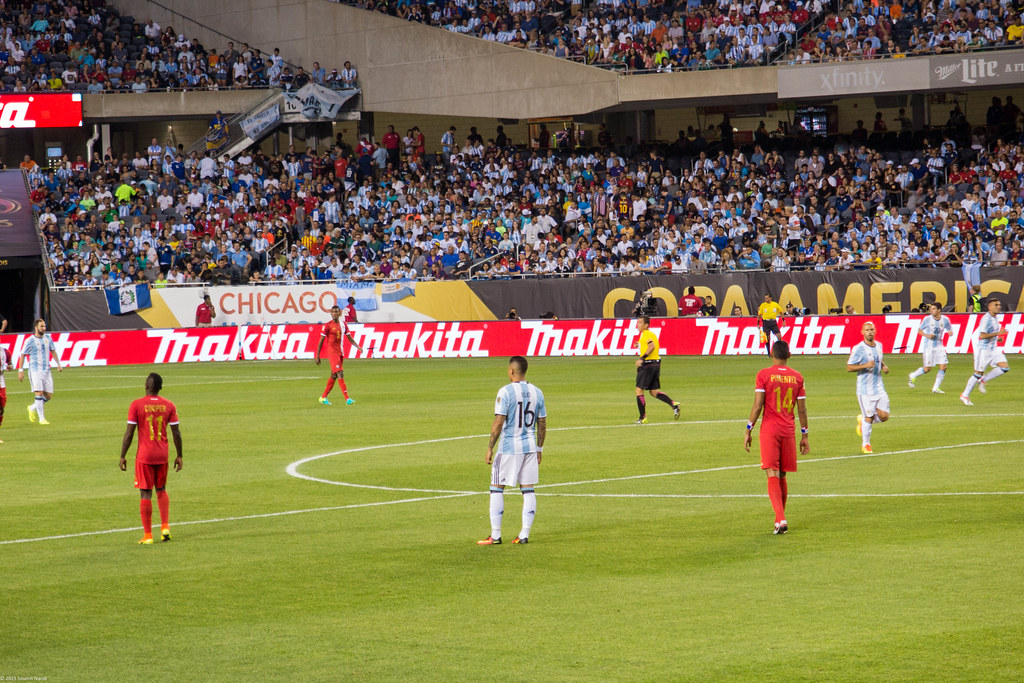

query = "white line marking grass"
[[4, 419, 1022, 545]]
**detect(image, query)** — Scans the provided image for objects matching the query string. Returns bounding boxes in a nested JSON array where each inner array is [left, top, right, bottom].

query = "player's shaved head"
[[146, 373, 163, 394], [771, 341, 791, 360], [509, 355, 528, 378]]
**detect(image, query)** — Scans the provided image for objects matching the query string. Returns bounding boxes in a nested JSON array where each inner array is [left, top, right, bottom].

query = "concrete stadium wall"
[[112, 0, 778, 119], [82, 89, 272, 120]]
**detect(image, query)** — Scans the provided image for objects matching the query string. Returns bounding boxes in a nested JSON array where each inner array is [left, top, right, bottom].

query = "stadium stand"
[[0, 0, 352, 92], [26, 109, 1024, 288], [332, 0, 825, 69], [331, 0, 1024, 70]]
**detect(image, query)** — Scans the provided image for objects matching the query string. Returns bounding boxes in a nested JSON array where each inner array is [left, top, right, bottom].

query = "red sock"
[[338, 378, 348, 399], [767, 476, 785, 523], [322, 378, 334, 398], [140, 499, 153, 535], [780, 477, 788, 509], [157, 490, 170, 530]]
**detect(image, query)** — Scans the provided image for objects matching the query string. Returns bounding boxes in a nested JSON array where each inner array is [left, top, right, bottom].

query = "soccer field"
[[1, 354, 1022, 681]]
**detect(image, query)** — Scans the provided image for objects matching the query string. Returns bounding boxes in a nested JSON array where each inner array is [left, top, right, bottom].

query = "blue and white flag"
[[381, 279, 416, 303], [104, 284, 152, 315], [336, 281, 378, 311]]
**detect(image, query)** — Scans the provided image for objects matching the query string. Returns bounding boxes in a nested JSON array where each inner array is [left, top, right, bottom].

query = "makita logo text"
[[350, 322, 486, 359]]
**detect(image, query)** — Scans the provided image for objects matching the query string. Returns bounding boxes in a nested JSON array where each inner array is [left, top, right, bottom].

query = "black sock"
[[636, 396, 645, 418], [654, 393, 674, 406]]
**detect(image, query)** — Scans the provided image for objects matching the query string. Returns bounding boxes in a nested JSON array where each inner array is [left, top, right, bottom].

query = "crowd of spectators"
[[338, 0, 1024, 71], [0, 0, 356, 93], [21, 107, 1024, 290], [787, 0, 1024, 63], [339, 0, 823, 70]]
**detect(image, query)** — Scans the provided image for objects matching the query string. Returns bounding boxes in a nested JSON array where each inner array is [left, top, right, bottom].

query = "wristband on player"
[[746, 422, 754, 431], [800, 427, 808, 435]]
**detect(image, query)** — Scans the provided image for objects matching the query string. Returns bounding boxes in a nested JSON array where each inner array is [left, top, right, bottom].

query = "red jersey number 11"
[[148, 415, 165, 442]]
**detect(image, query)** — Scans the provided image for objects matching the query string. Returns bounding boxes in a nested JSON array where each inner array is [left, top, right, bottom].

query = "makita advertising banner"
[[0, 93, 82, 128], [1, 314, 1020, 366]]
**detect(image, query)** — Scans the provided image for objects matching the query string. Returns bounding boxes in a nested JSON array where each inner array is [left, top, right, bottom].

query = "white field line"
[[4, 427, 1022, 546], [0, 493, 475, 546]]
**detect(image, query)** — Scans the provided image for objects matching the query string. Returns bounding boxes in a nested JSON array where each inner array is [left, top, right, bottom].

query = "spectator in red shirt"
[[382, 125, 401, 169], [678, 286, 703, 316], [195, 294, 216, 327]]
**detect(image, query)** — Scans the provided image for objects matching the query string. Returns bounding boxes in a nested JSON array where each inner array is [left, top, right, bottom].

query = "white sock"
[[982, 367, 1008, 383], [964, 374, 981, 396], [932, 370, 945, 391], [489, 488, 504, 540], [909, 368, 926, 380], [34, 397, 45, 421], [519, 488, 536, 540], [862, 415, 873, 447]]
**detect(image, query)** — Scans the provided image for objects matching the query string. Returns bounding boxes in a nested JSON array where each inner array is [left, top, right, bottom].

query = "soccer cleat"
[[38, 419, 50, 425], [773, 520, 788, 535], [672, 402, 681, 420], [138, 536, 154, 545], [959, 394, 974, 406], [476, 536, 501, 545], [978, 379, 987, 394], [318, 396, 332, 406], [27, 405, 36, 423], [855, 414, 863, 436], [932, 389, 945, 394], [907, 375, 915, 388], [161, 529, 171, 542], [862, 444, 873, 454], [346, 398, 355, 405], [512, 536, 528, 544], [635, 416, 648, 425]]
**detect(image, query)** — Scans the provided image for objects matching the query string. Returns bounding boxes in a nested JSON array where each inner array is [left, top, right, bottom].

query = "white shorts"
[[974, 349, 1008, 373], [921, 347, 948, 368], [491, 451, 539, 488], [857, 393, 890, 418], [28, 370, 53, 394]]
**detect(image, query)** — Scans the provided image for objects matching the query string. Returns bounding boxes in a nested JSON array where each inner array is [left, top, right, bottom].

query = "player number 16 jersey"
[[495, 381, 546, 455]]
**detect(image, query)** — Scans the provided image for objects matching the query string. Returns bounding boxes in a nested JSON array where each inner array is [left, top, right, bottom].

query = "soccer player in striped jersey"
[[744, 341, 809, 535], [16, 319, 63, 425], [908, 303, 953, 394], [478, 356, 546, 546], [961, 298, 1010, 406], [847, 322, 889, 454]]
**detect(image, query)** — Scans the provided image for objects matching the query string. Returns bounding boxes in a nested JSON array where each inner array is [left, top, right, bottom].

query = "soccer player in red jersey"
[[744, 341, 809, 535], [316, 304, 363, 406], [119, 373, 183, 544]]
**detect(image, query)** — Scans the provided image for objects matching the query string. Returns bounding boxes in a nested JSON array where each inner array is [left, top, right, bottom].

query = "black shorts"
[[636, 362, 661, 390], [762, 319, 781, 337]]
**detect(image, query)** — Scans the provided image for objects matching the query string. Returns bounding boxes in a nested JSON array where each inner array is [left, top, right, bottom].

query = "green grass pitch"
[[0, 354, 1021, 680]]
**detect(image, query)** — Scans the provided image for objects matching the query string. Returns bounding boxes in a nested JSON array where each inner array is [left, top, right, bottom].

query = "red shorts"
[[135, 461, 168, 490], [759, 430, 797, 472], [327, 353, 343, 373]]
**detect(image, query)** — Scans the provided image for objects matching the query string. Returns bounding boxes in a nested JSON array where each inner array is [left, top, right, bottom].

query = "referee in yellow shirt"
[[634, 315, 681, 424], [757, 293, 785, 356]]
